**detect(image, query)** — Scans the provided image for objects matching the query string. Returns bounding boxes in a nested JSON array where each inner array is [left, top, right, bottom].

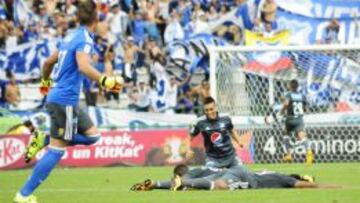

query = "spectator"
[[219, 4, 229, 16], [65, 0, 77, 20], [121, 0, 137, 13], [192, 2, 205, 20], [128, 81, 151, 112], [215, 23, 242, 43], [207, 5, 220, 22], [130, 10, 147, 45], [208, 0, 222, 12], [260, 0, 277, 24], [103, 46, 120, 108], [52, 11, 68, 38], [38, 3, 52, 27], [107, 2, 128, 43], [323, 19, 340, 44], [164, 11, 184, 44], [82, 77, 98, 106], [252, 18, 264, 32], [165, 76, 178, 114], [6, 120, 35, 135], [189, 13, 208, 34], [0, 18, 9, 48], [141, 0, 161, 44], [123, 36, 142, 85], [168, 0, 178, 14], [6, 22, 22, 48], [2, 69, 21, 108], [158, 0, 170, 20], [263, 22, 275, 37], [175, 88, 194, 114], [165, 75, 191, 114], [177, 0, 192, 27], [146, 38, 162, 73], [0, 78, 7, 108], [191, 79, 211, 104]]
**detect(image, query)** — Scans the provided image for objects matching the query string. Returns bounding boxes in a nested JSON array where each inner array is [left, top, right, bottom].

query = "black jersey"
[[284, 91, 306, 118], [190, 114, 235, 159]]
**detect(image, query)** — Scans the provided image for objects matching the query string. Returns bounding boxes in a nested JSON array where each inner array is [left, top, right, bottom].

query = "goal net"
[[209, 45, 360, 163]]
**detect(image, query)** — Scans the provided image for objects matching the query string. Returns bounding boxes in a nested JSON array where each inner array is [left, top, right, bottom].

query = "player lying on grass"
[[131, 164, 339, 191], [131, 165, 223, 190]]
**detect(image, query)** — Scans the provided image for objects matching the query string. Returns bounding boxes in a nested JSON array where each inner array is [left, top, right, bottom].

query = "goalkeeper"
[[14, 1, 123, 203]]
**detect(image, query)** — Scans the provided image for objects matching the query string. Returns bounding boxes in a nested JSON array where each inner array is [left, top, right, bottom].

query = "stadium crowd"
[[0, 0, 342, 114]]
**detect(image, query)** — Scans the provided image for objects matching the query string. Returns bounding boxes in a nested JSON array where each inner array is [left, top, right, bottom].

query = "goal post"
[[209, 44, 360, 163]]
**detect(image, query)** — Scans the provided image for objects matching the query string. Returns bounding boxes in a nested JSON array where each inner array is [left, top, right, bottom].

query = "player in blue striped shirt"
[[14, 1, 123, 203]]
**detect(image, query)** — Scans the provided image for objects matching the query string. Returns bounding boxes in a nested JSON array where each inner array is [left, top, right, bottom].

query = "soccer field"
[[1, 163, 359, 203]]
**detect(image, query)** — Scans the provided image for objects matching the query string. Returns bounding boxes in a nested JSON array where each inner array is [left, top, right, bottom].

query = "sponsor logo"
[[210, 132, 223, 144], [0, 138, 26, 167], [263, 136, 360, 155]]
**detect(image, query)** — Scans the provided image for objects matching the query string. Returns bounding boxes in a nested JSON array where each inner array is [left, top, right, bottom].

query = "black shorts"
[[285, 117, 304, 134], [47, 103, 94, 140]]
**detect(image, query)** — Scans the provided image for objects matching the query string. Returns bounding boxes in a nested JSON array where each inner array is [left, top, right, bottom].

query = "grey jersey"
[[284, 91, 306, 118], [219, 166, 297, 189], [190, 114, 235, 159], [183, 167, 221, 179]]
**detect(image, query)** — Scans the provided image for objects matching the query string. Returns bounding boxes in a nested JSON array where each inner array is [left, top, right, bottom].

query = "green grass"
[[1, 163, 360, 203], [0, 116, 22, 134]]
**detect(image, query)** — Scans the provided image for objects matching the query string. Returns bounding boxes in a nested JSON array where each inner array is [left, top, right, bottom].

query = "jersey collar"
[[80, 26, 96, 41]]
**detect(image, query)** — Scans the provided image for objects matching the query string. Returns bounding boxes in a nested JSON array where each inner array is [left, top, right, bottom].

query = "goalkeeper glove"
[[99, 75, 124, 92], [39, 78, 53, 95]]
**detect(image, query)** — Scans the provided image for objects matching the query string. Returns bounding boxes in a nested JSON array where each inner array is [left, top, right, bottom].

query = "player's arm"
[[185, 135, 195, 159], [281, 95, 290, 115], [42, 50, 59, 79], [228, 117, 242, 148], [76, 51, 122, 92], [230, 128, 242, 148], [76, 52, 102, 81], [39, 51, 59, 95], [186, 121, 200, 160]]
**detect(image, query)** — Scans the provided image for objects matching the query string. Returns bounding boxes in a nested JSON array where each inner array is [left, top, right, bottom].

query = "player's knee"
[[87, 134, 101, 145], [50, 137, 68, 148], [84, 125, 98, 136]]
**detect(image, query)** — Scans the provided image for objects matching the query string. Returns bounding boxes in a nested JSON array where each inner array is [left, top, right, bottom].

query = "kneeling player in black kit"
[[186, 97, 243, 169]]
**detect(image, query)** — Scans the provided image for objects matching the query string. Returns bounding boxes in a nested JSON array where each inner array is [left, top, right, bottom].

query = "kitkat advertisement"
[[0, 129, 255, 170]]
